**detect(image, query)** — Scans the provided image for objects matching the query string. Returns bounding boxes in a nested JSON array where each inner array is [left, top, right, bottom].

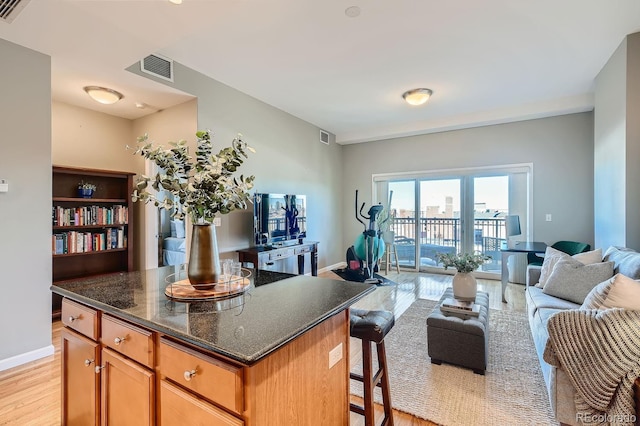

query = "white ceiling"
[[1, 0, 639, 144]]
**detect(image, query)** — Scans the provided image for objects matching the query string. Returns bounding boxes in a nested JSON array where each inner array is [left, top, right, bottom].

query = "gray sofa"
[[525, 246, 640, 425]]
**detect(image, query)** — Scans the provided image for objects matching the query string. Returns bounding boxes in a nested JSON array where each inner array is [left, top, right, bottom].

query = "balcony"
[[389, 217, 506, 272]]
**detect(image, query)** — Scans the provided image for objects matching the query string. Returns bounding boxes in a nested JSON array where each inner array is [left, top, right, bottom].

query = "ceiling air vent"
[[0, 0, 31, 23], [140, 54, 174, 82], [320, 130, 330, 145]]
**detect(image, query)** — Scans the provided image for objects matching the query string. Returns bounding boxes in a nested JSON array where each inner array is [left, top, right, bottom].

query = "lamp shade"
[[402, 88, 433, 106], [83, 86, 123, 105]]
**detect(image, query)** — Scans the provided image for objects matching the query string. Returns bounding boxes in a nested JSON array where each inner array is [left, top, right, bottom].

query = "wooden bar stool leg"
[[392, 244, 400, 273], [362, 339, 375, 426], [377, 341, 394, 425]]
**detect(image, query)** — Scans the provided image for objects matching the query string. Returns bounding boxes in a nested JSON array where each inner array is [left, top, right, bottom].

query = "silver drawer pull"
[[114, 336, 127, 345], [95, 365, 105, 374], [68, 315, 80, 323], [84, 359, 94, 367], [183, 369, 197, 381]]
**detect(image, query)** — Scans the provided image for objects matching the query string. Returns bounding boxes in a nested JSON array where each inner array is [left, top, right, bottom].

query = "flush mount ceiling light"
[[402, 88, 433, 106], [83, 86, 124, 105], [168, 0, 182, 4]]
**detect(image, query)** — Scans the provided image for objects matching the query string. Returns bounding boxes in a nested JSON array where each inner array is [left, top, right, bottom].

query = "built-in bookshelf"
[[52, 165, 135, 318]]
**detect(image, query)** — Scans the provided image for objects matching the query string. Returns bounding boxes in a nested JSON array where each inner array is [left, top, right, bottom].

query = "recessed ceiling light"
[[135, 102, 148, 109], [169, 0, 182, 4], [402, 88, 433, 106], [83, 86, 124, 105], [345, 6, 361, 18]]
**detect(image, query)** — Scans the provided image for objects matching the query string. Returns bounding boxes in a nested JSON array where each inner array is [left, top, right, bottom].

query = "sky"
[[389, 176, 509, 213]]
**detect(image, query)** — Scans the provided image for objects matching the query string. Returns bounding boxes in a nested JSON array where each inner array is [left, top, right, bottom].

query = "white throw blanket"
[[543, 308, 640, 425]]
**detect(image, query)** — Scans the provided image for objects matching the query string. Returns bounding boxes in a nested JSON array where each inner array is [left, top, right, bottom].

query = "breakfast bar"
[[52, 266, 375, 425]]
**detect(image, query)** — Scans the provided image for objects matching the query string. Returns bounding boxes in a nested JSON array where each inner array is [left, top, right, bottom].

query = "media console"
[[237, 241, 319, 276]]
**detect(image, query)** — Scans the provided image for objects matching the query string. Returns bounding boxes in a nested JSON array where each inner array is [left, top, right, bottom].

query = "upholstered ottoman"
[[426, 288, 490, 374]]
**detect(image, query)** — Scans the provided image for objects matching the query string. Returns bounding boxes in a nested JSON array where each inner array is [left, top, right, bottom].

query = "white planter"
[[452, 272, 477, 301]]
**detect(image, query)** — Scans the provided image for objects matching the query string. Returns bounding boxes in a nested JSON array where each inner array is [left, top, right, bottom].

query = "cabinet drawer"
[[294, 245, 312, 255], [160, 380, 243, 426], [102, 315, 154, 368], [269, 249, 293, 261], [160, 338, 243, 414], [62, 298, 99, 341]]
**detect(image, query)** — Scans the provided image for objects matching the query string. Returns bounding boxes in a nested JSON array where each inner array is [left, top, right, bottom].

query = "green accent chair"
[[527, 240, 591, 266]]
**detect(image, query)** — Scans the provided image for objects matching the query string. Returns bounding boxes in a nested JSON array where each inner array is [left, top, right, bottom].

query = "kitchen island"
[[52, 266, 375, 425]]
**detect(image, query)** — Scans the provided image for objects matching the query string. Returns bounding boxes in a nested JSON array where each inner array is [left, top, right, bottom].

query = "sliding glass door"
[[374, 165, 531, 278]]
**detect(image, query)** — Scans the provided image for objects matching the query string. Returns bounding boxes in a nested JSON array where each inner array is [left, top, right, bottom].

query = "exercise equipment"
[[349, 190, 386, 284]]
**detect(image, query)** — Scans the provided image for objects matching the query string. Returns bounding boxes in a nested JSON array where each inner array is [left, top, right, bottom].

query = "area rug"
[[350, 299, 556, 425], [332, 268, 396, 286]]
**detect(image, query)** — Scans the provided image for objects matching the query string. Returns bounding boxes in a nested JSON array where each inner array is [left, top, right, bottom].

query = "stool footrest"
[[350, 403, 365, 415], [349, 372, 384, 388]]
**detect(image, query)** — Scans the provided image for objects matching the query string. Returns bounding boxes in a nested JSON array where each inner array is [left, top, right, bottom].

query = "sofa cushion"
[[541, 258, 614, 304], [535, 247, 603, 288], [582, 273, 640, 310], [603, 246, 640, 279], [526, 286, 580, 319], [536, 247, 568, 288]]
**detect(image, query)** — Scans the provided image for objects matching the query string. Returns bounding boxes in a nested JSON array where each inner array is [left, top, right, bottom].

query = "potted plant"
[[436, 251, 491, 301], [130, 130, 255, 288], [78, 181, 97, 198]]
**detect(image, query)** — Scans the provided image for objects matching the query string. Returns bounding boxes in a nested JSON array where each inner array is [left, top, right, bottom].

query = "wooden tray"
[[165, 275, 251, 301]]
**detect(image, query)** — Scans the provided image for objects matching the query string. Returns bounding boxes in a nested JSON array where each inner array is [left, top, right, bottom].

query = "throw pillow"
[[542, 257, 614, 304], [535, 247, 603, 288], [572, 247, 603, 265], [535, 247, 569, 288], [582, 273, 640, 310], [172, 220, 185, 239]]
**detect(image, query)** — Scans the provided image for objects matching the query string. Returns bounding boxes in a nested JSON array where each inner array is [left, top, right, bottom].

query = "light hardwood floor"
[[0, 271, 526, 426]]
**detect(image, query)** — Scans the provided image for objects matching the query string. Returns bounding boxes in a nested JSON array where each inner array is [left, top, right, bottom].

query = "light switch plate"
[[328, 343, 343, 369], [0, 179, 8, 193]]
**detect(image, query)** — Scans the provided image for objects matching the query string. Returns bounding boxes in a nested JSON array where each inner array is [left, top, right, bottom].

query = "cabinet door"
[[160, 380, 243, 426], [61, 329, 100, 426], [100, 348, 155, 426]]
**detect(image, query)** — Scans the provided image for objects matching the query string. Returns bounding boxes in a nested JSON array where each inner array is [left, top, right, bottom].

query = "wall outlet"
[[328, 343, 343, 369], [545, 214, 552, 222], [0, 179, 8, 193], [213, 217, 221, 226]]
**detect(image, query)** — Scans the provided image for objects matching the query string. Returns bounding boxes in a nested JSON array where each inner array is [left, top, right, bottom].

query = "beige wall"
[[341, 113, 595, 253], [0, 39, 52, 368], [127, 61, 345, 270], [52, 102, 141, 172]]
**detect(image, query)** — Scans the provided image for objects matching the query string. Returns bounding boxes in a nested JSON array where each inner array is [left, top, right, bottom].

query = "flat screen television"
[[253, 193, 307, 246]]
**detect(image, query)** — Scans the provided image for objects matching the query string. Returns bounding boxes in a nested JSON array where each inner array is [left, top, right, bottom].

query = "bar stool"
[[349, 308, 395, 426], [384, 243, 400, 274]]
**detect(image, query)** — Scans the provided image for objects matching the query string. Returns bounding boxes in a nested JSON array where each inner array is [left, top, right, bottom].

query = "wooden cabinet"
[[160, 380, 243, 426], [100, 348, 154, 426], [52, 166, 135, 318], [61, 328, 101, 426], [61, 299, 154, 426], [60, 298, 350, 426]]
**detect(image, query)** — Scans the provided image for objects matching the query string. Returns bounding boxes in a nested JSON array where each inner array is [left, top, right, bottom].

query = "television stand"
[[237, 241, 319, 276]]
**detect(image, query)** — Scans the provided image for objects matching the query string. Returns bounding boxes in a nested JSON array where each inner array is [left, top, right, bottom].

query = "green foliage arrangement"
[[436, 251, 492, 273], [130, 130, 256, 224]]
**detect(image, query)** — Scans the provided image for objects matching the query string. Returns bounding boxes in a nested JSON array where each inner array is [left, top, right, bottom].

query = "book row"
[[53, 228, 127, 255], [53, 205, 129, 227]]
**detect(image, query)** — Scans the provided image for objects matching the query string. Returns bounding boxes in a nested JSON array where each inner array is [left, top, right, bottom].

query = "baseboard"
[[0, 344, 55, 372], [322, 262, 346, 274]]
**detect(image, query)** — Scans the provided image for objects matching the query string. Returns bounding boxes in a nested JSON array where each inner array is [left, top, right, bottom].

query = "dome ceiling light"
[[402, 88, 433, 106], [83, 86, 124, 105]]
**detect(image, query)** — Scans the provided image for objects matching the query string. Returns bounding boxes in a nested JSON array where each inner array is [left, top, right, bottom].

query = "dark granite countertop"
[[51, 266, 375, 365]]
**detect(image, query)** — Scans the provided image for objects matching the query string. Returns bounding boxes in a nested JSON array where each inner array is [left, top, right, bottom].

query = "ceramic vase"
[[452, 271, 477, 301], [187, 223, 221, 290]]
